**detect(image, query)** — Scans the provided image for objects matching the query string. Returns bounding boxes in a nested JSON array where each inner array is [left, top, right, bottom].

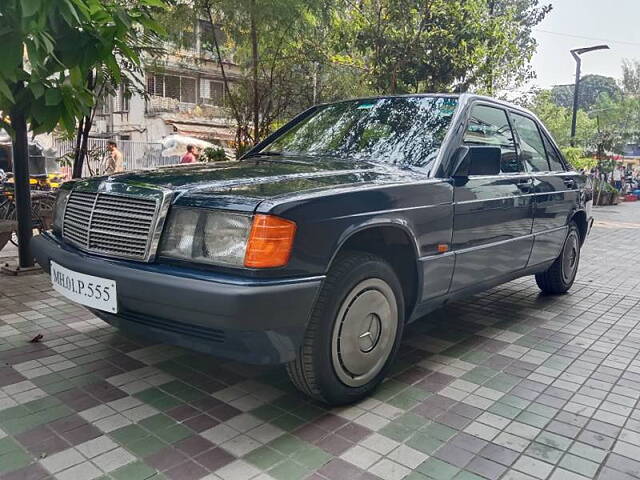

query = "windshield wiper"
[[243, 150, 283, 159], [242, 151, 312, 165]]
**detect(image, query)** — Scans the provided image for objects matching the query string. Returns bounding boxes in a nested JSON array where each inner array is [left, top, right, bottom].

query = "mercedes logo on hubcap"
[[358, 314, 381, 353]]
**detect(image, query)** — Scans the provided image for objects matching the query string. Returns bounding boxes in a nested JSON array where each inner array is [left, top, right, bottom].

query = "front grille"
[[62, 191, 158, 260]]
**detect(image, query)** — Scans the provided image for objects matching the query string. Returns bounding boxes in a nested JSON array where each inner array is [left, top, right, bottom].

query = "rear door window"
[[542, 136, 567, 172], [511, 113, 550, 172], [464, 105, 522, 174]]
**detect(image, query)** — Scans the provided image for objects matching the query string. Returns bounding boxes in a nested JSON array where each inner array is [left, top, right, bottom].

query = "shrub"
[[202, 147, 227, 162]]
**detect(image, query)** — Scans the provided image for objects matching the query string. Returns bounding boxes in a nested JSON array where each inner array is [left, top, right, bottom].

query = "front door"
[[451, 103, 535, 292]]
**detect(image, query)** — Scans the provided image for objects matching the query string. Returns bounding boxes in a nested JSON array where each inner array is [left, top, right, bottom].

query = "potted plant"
[[594, 179, 616, 205]]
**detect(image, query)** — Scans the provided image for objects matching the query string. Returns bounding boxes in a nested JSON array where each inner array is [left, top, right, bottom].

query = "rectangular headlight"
[[52, 189, 71, 233], [159, 208, 251, 266]]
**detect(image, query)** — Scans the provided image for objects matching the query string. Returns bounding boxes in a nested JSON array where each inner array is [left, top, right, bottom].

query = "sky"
[[530, 0, 640, 89]]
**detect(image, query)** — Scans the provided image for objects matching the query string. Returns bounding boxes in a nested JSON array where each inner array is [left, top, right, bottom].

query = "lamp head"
[[571, 45, 610, 57]]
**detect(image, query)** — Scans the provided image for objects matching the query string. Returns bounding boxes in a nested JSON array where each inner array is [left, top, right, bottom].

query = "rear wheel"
[[535, 222, 581, 294], [287, 252, 404, 405]]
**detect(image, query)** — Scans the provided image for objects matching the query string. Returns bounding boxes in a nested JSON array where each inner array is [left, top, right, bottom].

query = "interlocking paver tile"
[[2, 203, 640, 479]]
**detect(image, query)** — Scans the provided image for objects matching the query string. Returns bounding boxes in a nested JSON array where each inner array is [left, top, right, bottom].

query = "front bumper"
[[32, 233, 323, 364]]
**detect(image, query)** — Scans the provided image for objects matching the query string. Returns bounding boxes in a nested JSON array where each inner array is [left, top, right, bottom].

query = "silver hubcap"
[[331, 279, 398, 387]]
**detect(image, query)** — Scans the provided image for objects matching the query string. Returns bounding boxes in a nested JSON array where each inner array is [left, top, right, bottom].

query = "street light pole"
[[570, 45, 610, 147], [570, 52, 582, 147]]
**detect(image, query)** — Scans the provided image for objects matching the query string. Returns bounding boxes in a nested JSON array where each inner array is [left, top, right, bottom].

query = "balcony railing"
[[146, 96, 231, 119]]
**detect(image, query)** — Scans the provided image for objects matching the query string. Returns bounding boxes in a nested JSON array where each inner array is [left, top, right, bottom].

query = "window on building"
[[165, 75, 181, 100], [199, 78, 225, 106], [180, 77, 196, 104], [199, 20, 226, 53], [147, 72, 197, 104], [180, 28, 196, 51], [147, 74, 164, 97], [95, 96, 111, 116], [113, 82, 130, 113]]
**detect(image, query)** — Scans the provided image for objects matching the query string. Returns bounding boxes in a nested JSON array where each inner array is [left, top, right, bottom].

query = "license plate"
[[50, 262, 118, 313]]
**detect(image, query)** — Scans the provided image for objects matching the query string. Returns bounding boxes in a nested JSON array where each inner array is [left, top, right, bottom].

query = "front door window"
[[464, 105, 521, 174]]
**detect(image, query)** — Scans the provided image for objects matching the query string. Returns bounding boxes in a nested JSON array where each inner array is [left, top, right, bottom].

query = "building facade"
[[92, 20, 239, 148]]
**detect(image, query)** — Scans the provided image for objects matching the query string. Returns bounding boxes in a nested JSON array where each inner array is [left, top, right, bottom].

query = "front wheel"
[[535, 222, 581, 294], [287, 252, 404, 405]]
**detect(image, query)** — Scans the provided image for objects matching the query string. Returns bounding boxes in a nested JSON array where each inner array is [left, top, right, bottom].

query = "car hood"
[[80, 157, 420, 211]]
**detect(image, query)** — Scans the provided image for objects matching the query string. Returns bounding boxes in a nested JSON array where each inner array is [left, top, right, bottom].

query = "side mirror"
[[453, 146, 502, 178]]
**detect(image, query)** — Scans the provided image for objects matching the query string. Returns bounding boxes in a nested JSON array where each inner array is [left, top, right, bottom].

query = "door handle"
[[563, 178, 576, 189]]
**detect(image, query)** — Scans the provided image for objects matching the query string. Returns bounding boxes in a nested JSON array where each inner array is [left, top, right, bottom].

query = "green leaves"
[[21, 0, 42, 18], [0, 0, 168, 138], [329, 0, 551, 94], [45, 89, 62, 106], [0, 77, 14, 103], [140, 0, 167, 7], [30, 83, 44, 99]]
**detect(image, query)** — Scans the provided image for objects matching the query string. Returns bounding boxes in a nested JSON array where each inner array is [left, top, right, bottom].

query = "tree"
[[0, 0, 165, 267], [591, 94, 640, 157], [198, 0, 348, 148], [71, 18, 165, 178], [168, 0, 551, 152], [525, 90, 596, 149], [550, 74, 622, 111], [479, 0, 552, 94], [331, 0, 550, 95], [561, 147, 596, 171], [621, 59, 640, 97]]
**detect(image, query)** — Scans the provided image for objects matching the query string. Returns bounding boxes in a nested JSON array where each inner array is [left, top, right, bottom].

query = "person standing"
[[181, 145, 198, 164], [105, 140, 124, 174], [612, 165, 623, 192]]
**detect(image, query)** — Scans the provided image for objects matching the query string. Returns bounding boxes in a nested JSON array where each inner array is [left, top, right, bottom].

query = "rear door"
[[450, 103, 535, 292], [509, 112, 578, 266]]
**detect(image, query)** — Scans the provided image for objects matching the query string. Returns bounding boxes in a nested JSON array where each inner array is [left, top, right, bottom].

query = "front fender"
[[327, 219, 421, 271]]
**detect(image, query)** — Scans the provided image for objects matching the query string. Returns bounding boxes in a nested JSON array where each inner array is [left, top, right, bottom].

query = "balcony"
[[146, 96, 232, 120]]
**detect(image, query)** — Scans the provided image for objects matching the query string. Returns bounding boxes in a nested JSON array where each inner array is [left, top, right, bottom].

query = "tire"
[[287, 251, 405, 405], [535, 222, 581, 294]]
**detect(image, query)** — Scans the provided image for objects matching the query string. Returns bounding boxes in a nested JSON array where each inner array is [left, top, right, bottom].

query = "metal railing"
[[51, 138, 181, 179]]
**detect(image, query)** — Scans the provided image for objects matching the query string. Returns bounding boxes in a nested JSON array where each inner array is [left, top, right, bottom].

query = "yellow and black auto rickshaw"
[[0, 142, 65, 191]]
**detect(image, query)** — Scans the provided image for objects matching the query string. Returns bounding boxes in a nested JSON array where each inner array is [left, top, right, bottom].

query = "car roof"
[[318, 93, 537, 118]]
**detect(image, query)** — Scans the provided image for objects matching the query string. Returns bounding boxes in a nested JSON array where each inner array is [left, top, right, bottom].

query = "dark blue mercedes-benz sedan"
[[32, 94, 593, 405]]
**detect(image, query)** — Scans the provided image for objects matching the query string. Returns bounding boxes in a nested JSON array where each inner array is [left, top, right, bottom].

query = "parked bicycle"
[[0, 169, 56, 251]]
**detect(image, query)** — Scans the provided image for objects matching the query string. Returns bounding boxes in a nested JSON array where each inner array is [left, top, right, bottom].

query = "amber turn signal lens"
[[244, 215, 297, 268]]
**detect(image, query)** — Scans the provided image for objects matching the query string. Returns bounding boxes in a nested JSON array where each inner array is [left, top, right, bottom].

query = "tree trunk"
[[250, 0, 260, 144], [73, 71, 96, 178], [205, 4, 240, 123], [390, 67, 397, 93], [72, 115, 92, 178], [72, 116, 84, 176], [9, 107, 34, 268]]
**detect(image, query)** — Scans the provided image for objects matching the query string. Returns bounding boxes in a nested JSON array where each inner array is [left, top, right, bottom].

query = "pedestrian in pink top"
[[181, 145, 197, 164]]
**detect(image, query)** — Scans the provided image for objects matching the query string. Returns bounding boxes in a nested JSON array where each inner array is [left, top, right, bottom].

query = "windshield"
[[260, 96, 458, 170]]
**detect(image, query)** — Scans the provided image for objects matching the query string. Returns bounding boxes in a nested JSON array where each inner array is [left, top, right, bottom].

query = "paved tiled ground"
[[1, 202, 640, 480]]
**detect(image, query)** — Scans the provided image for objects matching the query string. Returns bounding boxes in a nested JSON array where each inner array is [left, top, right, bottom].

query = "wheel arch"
[[327, 221, 421, 320], [570, 209, 588, 245]]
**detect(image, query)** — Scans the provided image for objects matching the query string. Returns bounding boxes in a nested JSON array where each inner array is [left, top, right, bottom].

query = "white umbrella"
[[0, 129, 10, 144], [160, 135, 215, 157]]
